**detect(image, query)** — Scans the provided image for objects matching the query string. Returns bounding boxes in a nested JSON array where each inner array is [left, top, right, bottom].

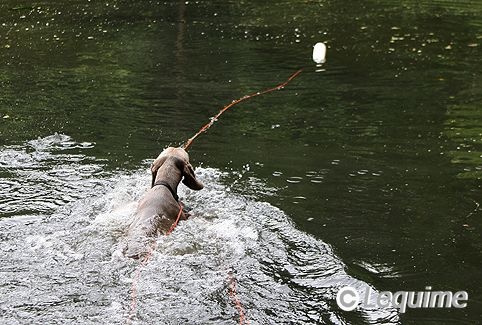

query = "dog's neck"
[[153, 159, 183, 194]]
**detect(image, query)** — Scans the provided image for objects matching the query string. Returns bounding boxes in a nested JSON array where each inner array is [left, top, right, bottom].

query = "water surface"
[[0, 1, 481, 324]]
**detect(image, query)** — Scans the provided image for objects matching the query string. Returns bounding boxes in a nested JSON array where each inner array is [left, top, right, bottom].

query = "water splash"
[[0, 135, 399, 324]]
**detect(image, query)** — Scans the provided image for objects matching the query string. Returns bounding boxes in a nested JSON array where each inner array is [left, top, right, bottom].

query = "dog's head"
[[151, 147, 204, 190]]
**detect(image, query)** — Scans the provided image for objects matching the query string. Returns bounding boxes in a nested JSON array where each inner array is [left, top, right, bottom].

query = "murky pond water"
[[1, 1, 481, 324]]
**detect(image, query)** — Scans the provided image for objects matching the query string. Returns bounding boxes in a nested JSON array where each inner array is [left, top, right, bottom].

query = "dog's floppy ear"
[[150, 155, 168, 188], [182, 162, 203, 190]]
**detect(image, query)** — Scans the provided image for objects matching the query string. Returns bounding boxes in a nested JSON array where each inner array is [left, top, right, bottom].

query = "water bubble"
[[287, 176, 303, 184]]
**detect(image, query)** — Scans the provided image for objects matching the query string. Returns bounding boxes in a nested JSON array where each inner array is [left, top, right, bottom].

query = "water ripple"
[[0, 134, 106, 217]]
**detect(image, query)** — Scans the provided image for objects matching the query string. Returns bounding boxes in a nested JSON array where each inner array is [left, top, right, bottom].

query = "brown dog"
[[124, 147, 203, 258]]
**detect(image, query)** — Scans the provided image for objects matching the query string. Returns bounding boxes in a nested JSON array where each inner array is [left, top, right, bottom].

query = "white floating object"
[[312, 42, 327, 64]]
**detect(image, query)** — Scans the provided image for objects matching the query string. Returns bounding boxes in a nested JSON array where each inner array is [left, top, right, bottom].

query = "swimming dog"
[[124, 147, 203, 258]]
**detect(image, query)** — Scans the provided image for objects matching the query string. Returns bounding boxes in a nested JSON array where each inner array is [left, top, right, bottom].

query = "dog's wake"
[[0, 135, 400, 325]]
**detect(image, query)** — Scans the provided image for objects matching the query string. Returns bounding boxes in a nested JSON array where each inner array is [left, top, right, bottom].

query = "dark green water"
[[1, 1, 481, 324]]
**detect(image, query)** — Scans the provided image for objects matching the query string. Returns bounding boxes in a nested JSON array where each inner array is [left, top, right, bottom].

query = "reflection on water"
[[0, 135, 399, 324]]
